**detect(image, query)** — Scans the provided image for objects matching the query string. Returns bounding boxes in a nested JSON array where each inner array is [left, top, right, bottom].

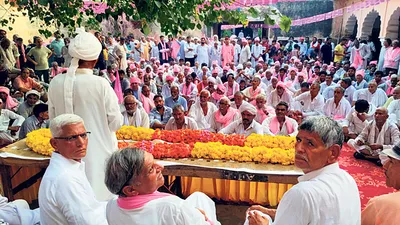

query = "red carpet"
[[339, 144, 395, 209]]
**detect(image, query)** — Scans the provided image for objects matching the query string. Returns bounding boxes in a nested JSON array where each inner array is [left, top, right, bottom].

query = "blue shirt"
[[164, 96, 188, 111], [50, 39, 65, 57], [149, 106, 173, 126], [19, 115, 48, 139]]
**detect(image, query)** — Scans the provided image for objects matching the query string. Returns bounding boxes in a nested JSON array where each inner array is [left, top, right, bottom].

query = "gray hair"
[[172, 104, 184, 112], [335, 86, 345, 94], [219, 96, 231, 105], [299, 116, 344, 148], [255, 93, 267, 101], [104, 148, 145, 197], [200, 89, 210, 97], [124, 95, 138, 103], [49, 114, 84, 137]]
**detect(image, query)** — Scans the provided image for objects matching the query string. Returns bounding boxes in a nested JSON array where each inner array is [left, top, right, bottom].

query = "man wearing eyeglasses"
[[39, 114, 108, 225]]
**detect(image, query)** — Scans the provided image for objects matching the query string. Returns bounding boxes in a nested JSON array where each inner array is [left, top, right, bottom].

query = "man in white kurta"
[[188, 90, 217, 130], [219, 104, 263, 136], [196, 39, 209, 67], [388, 99, 400, 126], [113, 38, 128, 70], [0, 195, 40, 225], [39, 114, 107, 225], [251, 38, 264, 67], [232, 39, 241, 66], [262, 102, 298, 137], [324, 87, 352, 126], [245, 116, 360, 225], [239, 40, 251, 65], [122, 95, 149, 128], [353, 82, 388, 108], [48, 29, 123, 201], [293, 83, 325, 117]]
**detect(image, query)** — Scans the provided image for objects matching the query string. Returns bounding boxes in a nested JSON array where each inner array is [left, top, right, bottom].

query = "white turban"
[[64, 28, 102, 113], [207, 77, 216, 84], [26, 90, 41, 98], [239, 103, 257, 115]]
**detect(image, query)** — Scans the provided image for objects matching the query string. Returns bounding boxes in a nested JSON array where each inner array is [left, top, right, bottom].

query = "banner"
[[221, 0, 390, 29]]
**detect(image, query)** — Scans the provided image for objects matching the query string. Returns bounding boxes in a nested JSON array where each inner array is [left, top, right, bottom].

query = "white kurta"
[[106, 192, 220, 225], [48, 68, 123, 201], [188, 102, 218, 130], [122, 109, 150, 128], [323, 97, 352, 125], [39, 153, 108, 225], [233, 44, 241, 65], [209, 110, 241, 133], [219, 119, 263, 136], [353, 88, 388, 108], [248, 163, 361, 225], [113, 44, 128, 70], [0, 196, 40, 225], [239, 45, 251, 65], [196, 45, 210, 67], [293, 92, 325, 117], [268, 90, 293, 108], [388, 99, 400, 126], [251, 44, 264, 67]]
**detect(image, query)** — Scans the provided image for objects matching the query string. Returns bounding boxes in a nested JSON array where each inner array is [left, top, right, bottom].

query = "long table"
[[0, 140, 303, 201]]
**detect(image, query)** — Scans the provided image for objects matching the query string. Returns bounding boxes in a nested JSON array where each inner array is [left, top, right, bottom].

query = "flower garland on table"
[[245, 134, 296, 150], [191, 142, 295, 165], [25, 128, 54, 156], [116, 126, 155, 141]]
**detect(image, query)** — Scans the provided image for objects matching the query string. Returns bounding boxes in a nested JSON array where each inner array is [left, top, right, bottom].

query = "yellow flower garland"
[[191, 142, 295, 165], [25, 128, 54, 156], [245, 134, 296, 150], [116, 126, 155, 141]]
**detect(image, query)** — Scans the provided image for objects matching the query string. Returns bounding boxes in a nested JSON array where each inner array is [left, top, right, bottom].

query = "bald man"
[[353, 81, 388, 108], [348, 107, 400, 165], [188, 90, 217, 130], [293, 82, 324, 118]]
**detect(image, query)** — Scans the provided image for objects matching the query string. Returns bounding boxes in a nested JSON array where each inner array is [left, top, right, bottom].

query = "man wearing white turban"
[[48, 28, 123, 201], [219, 103, 263, 136]]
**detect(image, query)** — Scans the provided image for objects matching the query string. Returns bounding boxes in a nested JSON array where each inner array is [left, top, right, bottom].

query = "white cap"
[[381, 144, 400, 161]]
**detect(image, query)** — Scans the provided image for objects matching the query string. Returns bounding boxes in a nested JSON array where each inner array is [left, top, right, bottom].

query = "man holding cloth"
[[48, 28, 123, 201]]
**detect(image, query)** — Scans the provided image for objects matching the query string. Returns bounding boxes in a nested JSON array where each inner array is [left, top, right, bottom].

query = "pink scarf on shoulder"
[[140, 93, 155, 114], [117, 191, 172, 210], [215, 108, 237, 128], [269, 116, 294, 135], [182, 83, 193, 96]]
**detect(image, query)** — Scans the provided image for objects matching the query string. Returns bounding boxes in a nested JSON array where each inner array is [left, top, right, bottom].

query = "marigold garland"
[[245, 134, 296, 150], [116, 126, 154, 141], [192, 142, 295, 165], [25, 128, 54, 156], [24, 127, 295, 165]]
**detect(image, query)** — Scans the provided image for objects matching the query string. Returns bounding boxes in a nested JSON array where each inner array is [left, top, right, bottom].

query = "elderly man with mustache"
[[245, 116, 361, 225]]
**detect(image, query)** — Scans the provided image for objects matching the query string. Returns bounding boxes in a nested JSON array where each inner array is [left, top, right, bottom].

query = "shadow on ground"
[[216, 204, 248, 225]]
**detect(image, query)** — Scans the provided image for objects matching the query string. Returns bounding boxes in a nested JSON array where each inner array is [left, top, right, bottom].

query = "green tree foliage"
[[0, 0, 291, 37]]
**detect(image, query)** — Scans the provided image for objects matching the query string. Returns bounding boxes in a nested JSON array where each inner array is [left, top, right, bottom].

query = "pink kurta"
[[221, 44, 234, 67]]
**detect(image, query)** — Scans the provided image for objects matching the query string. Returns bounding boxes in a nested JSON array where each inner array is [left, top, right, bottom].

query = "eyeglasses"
[[54, 132, 91, 142]]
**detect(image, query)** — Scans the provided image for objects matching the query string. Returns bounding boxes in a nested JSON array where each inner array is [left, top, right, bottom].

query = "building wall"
[[333, 0, 400, 40]]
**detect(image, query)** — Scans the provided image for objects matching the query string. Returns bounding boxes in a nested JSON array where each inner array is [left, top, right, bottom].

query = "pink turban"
[[212, 69, 219, 74], [350, 63, 356, 68], [140, 58, 145, 62], [370, 61, 377, 65], [157, 69, 164, 74], [166, 75, 175, 82], [156, 60, 161, 64], [129, 64, 136, 70], [223, 66, 230, 71], [294, 59, 301, 63], [184, 66, 190, 71], [289, 67, 297, 73], [297, 72, 305, 78], [130, 77, 141, 84], [173, 65, 180, 73], [254, 37, 260, 42], [315, 61, 321, 66], [356, 70, 365, 78], [217, 84, 226, 93], [0, 87, 18, 110], [258, 58, 264, 62], [276, 81, 286, 89], [212, 60, 218, 65], [274, 61, 281, 66]]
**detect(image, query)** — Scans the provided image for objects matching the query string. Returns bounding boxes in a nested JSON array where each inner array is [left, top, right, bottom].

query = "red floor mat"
[[339, 144, 395, 209]]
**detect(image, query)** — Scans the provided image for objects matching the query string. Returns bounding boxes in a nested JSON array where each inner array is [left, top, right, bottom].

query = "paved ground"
[[216, 204, 248, 225]]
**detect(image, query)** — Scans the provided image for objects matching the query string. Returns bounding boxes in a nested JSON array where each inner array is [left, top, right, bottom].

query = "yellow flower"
[[116, 126, 155, 141], [26, 128, 54, 156]]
